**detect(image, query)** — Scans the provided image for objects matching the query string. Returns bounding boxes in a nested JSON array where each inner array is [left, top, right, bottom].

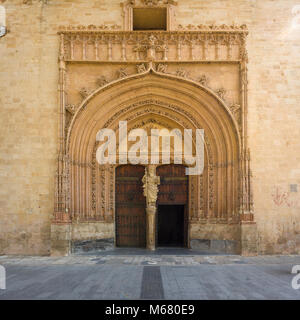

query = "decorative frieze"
[[58, 30, 248, 63]]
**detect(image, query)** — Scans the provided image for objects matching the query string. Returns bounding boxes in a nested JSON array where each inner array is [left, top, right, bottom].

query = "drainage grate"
[[140, 266, 164, 299]]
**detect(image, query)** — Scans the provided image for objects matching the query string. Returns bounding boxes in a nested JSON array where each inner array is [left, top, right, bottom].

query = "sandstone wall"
[[0, 0, 299, 255]]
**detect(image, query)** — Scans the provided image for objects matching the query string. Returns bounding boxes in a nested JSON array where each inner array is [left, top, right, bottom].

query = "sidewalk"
[[0, 251, 299, 300]]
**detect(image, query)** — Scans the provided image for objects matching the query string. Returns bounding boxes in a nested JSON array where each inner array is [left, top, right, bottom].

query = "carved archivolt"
[[65, 65, 240, 137], [62, 72, 243, 225], [90, 100, 215, 221]]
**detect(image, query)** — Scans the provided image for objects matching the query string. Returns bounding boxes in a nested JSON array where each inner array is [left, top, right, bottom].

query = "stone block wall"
[[0, 0, 299, 255]]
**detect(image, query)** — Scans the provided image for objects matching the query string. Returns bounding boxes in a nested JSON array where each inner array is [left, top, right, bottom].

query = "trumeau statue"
[[142, 165, 160, 207]]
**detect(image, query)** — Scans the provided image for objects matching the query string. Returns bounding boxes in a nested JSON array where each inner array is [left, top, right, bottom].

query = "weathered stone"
[[190, 239, 210, 251]]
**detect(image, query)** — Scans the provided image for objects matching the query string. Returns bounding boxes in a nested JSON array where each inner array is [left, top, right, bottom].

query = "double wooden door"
[[115, 164, 188, 248]]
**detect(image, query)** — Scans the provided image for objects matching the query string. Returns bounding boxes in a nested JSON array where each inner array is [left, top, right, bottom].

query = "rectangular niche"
[[133, 8, 167, 30]]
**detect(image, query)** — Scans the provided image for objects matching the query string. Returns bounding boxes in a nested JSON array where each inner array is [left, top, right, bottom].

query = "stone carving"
[[145, 34, 159, 61], [142, 0, 159, 5], [156, 63, 168, 73], [96, 75, 108, 87], [136, 64, 147, 73], [117, 68, 128, 79], [79, 87, 90, 99], [230, 103, 241, 114], [23, 0, 49, 3], [58, 24, 121, 31], [65, 104, 77, 115], [139, 0, 176, 6], [175, 68, 189, 78], [133, 34, 166, 61], [60, 30, 247, 62], [216, 87, 226, 100], [198, 74, 209, 86], [178, 24, 248, 31], [142, 165, 160, 208]]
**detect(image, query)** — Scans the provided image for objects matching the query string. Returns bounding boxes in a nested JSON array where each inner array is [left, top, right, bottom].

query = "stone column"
[[146, 206, 156, 251], [142, 165, 160, 251]]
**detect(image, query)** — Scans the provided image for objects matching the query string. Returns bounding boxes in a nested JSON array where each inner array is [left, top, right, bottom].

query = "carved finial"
[[96, 75, 109, 87]]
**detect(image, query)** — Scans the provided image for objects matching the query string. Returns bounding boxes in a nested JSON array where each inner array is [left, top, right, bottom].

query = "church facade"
[[0, 0, 299, 256]]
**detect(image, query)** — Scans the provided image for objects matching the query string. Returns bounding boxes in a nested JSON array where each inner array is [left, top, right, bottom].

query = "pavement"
[[0, 248, 299, 300]]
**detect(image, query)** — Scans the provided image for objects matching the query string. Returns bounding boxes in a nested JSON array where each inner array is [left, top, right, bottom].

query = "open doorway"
[[157, 205, 185, 247]]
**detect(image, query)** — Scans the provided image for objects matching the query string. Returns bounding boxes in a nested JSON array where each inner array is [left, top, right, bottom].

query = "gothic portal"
[[51, 1, 257, 256]]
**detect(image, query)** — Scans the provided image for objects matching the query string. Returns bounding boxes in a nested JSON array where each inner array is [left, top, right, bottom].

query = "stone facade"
[[0, 0, 299, 255]]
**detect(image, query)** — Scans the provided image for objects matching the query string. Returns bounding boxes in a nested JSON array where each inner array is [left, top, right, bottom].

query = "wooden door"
[[115, 165, 146, 247], [156, 164, 188, 247]]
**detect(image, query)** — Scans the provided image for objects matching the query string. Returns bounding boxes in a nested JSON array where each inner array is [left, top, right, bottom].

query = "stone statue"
[[146, 35, 157, 61], [142, 165, 160, 207]]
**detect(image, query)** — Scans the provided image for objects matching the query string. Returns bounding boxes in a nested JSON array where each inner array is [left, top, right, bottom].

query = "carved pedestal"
[[146, 206, 156, 251]]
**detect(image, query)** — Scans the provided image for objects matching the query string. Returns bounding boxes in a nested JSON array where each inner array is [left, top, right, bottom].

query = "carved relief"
[[178, 24, 248, 31], [96, 75, 109, 87], [142, 165, 160, 208], [65, 104, 77, 115], [117, 67, 128, 79], [216, 87, 226, 100], [175, 68, 189, 78], [156, 63, 168, 73], [136, 63, 147, 73], [59, 30, 246, 62], [79, 87, 90, 99], [198, 74, 209, 86]]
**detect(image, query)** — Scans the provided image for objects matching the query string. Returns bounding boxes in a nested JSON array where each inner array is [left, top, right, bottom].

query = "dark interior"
[[157, 205, 185, 247], [133, 8, 167, 30]]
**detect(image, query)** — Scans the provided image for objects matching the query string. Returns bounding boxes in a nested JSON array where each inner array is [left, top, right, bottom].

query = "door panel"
[[156, 164, 188, 247], [157, 164, 188, 204], [115, 165, 146, 247]]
